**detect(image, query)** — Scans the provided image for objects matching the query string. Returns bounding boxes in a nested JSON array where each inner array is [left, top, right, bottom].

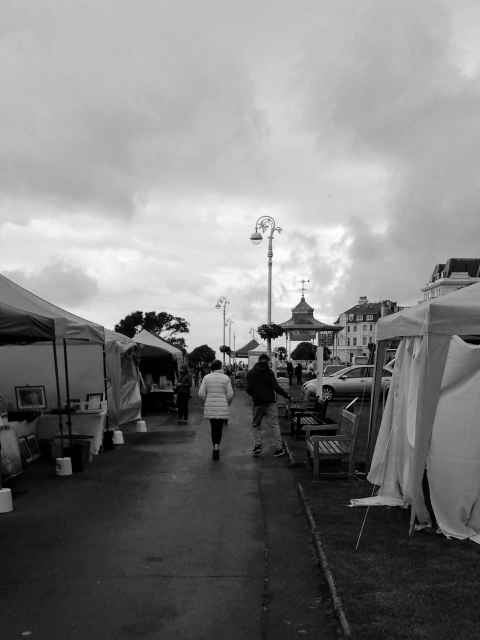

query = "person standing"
[[198, 359, 234, 460], [286, 360, 294, 386], [176, 366, 192, 423], [246, 354, 291, 457], [294, 362, 303, 385]]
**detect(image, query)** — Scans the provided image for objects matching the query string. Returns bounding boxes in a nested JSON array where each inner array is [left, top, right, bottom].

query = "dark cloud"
[[5, 260, 99, 307]]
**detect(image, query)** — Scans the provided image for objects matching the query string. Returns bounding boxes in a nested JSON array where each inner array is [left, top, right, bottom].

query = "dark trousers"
[[210, 419, 225, 445], [288, 373, 293, 386], [296, 374, 302, 385], [177, 393, 190, 420]]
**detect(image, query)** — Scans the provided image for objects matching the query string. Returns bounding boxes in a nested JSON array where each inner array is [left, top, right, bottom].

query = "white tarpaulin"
[[104, 330, 142, 428], [361, 283, 480, 541]]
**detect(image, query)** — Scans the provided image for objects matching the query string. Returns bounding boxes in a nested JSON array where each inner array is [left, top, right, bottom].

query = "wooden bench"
[[289, 399, 330, 438], [306, 408, 360, 479]]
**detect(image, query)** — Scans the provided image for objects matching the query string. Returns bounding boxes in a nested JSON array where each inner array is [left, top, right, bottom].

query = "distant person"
[[294, 362, 303, 385], [246, 354, 291, 458], [176, 366, 192, 423], [198, 359, 234, 461], [286, 360, 294, 386]]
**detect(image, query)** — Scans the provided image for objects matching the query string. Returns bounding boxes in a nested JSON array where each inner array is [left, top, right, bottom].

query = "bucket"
[[113, 430, 125, 445], [56, 457, 73, 476], [64, 440, 91, 472], [135, 420, 147, 433], [0, 488, 13, 513]]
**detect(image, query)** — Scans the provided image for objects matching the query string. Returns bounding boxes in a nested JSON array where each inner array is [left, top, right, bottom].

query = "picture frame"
[[15, 385, 47, 411], [18, 436, 33, 464], [26, 434, 41, 461], [86, 392, 103, 409]]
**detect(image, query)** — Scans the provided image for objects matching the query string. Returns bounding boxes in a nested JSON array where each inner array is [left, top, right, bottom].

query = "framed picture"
[[15, 385, 47, 411], [26, 434, 41, 461], [69, 398, 81, 411], [86, 392, 103, 410], [18, 436, 33, 463]]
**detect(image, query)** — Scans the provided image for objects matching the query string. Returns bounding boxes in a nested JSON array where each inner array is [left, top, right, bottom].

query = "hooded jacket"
[[246, 361, 290, 405]]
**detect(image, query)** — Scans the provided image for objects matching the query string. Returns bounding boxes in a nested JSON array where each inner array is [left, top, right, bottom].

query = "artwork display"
[[15, 386, 47, 411]]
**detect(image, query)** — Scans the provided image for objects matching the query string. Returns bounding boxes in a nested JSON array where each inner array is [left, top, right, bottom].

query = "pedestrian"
[[176, 365, 192, 423], [294, 362, 303, 385], [246, 353, 291, 457], [286, 360, 294, 386], [198, 359, 234, 460]]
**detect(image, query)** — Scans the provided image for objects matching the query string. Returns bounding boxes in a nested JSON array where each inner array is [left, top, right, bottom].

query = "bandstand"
[[279, 296, 342, 359]]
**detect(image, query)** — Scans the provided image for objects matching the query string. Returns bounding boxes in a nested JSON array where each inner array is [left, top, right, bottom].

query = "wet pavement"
[[0, 390, 338, 639]]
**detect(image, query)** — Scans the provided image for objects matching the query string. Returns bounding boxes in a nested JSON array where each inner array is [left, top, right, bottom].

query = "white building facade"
[[335, 297, 399, 364], [422, 258, 480, 302]]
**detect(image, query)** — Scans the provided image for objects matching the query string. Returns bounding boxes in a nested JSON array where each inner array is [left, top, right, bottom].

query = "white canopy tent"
[[104, 330, 142, 429], [363, 283, 480, 542], [134, 329, 183, 367]]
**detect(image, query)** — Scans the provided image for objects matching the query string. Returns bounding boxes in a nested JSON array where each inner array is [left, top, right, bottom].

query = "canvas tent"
[[135, 330, 183, 366], [104, 330, 142, 429], [133, 329, 179, 383], [361, 282, 480, 542], [0, 274, 106, 444]]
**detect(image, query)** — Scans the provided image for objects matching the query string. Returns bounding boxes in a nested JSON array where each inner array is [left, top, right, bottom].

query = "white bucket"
[[0, 488, 13, 513], [135, 420, 147, 433], [56, 457, 72, 477], [113, 430, 125, 445]]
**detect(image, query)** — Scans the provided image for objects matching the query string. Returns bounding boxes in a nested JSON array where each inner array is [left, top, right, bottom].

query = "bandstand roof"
[[279, 296, 342, 333]]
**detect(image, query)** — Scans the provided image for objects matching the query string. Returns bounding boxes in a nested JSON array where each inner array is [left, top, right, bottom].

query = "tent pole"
[[102, 344, 109, 432], [62, 339, 73, 449], [366, 340, 387, 468], [52, 340, 65, 454]]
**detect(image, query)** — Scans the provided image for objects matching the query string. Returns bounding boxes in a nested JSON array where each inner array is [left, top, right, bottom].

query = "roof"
[[377, 282, 480, 340], [280, 296, 341, 332], [291, 296, 314, 314], [342, 301, 383, 315], [134, 329, 181, 362], [235, 339, 259, 357], [0, 273, 104, 344]]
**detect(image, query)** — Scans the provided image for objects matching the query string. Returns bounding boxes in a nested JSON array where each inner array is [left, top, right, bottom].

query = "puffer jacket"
[[198, 371, 234, 419], [246, 361, 290, 405]]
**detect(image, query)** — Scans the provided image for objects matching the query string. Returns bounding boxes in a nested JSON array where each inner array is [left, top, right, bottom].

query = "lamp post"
[[227, 318, 234, 366], [215, 296, 229, 366], [250, 216, 282, 357]]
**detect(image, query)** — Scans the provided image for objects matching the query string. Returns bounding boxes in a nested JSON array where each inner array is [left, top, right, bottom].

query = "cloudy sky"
[[2, 0, 480, 351]]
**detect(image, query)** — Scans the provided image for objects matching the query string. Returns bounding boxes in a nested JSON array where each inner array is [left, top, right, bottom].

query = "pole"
[[228, 320, 232, 366], [267, 231, 273, 357], [222, 302, 226, 366], [52, 340, 64, 454], [62, 339, 73, 449], [102, 344, 110, 433]]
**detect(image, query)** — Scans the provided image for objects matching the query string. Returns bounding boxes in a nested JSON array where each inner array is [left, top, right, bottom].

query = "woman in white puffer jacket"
[[198, 360, 234, 460]]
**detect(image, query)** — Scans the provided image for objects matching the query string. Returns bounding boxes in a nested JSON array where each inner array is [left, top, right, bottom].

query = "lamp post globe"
[[249, 231, 263, 245]]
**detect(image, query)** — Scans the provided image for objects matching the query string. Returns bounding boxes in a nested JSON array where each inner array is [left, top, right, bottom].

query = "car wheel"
[[322, 386, 334, 401]]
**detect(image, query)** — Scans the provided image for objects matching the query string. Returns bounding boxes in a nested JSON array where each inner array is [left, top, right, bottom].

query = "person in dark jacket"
[[294, 362, 303, 385], [246, 354, 291, 457], [176, 366, 192, 423], [286, 360, 294, 386]]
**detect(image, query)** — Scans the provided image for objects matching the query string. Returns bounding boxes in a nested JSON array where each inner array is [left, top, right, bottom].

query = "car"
[[323, 363, 350, 376], [303, 364, 393, 401]]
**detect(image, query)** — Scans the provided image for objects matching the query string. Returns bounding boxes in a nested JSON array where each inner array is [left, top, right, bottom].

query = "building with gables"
[[335, 296, 399, 363]]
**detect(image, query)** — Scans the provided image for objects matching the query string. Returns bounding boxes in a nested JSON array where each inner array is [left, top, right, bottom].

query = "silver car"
[[303, 364, 393, 401]]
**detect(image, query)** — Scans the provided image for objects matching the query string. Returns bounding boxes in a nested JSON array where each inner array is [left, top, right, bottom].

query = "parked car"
[[303, 364, 393, 401], [323, 363, 350, 376]]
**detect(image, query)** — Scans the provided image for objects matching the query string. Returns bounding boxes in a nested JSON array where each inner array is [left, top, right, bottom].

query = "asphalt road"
[[0, 391, 338, 639]]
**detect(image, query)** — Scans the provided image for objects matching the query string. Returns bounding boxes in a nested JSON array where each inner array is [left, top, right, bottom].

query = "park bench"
[[306, 406, 360, 479], [288, 398, 334, 438]]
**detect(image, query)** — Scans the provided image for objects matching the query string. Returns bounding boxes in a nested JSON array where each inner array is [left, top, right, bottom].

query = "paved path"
[[0, 391, 338, 639]]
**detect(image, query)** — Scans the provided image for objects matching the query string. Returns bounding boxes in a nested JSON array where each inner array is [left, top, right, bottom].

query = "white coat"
[[198, 371, 234, 419]]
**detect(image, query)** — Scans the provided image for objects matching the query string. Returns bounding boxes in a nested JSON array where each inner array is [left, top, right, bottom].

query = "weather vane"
[[299, 279, 310, 296]]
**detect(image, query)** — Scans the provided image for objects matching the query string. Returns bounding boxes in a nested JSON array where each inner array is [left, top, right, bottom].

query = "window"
[[362, 336, 368, 345], [366, 314, 374, 321], [347, 325, 350, 333], [370, 324, 373, 331], [343, 367, 363, 378], [347, 338, 350, 346], [353, 337, 357, 346], [363, 324, 368, 332], [353, 325, 357, 332], [348, 314, 354, 322], [356, 314, 363, 321]]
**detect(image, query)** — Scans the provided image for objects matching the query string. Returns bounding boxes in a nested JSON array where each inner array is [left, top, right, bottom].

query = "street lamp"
[[249, 215, 282, 356], [215, 296, 229, 366], [226, 318, 234, 365]]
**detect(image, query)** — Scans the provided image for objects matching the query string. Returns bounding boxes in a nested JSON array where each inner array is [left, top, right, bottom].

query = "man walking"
[[286, 360, 294, 386], [246, 354, 291, 457]]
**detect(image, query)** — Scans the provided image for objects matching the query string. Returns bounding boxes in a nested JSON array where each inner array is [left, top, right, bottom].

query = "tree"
[[257, 323, 284, 341], [188, 344, 216, 363], [291, 342, 317, 361], [115, 310, 190, 348]]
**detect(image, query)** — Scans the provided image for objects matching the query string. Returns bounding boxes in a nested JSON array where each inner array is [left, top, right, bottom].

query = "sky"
[[2, 0, 480, 352]]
